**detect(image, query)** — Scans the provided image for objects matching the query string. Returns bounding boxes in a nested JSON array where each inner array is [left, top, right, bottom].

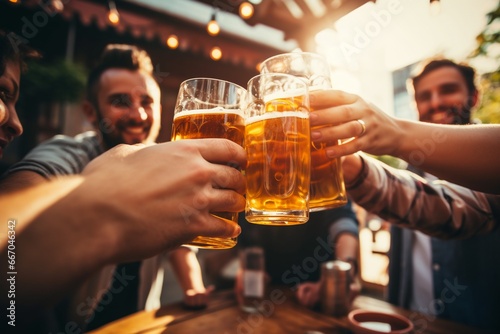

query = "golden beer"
[[309, 95, 347, 210], [245, 95, 310, 225], [172, 109, 244, 143], [260, 53, 348, 211], [171, 109, 244, 248]]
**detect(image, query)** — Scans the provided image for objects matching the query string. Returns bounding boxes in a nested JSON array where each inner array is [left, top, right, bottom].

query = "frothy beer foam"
[[174, 107, 244, 119], [262, 88, 307, 103], [245, 111, 308, 125]]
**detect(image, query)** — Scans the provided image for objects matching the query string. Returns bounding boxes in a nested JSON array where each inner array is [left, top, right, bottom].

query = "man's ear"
[[82, 101, 97, 125], [470, 90, 479, 109]]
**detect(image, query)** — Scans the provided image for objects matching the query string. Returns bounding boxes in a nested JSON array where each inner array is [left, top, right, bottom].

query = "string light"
[[108, 0, 120, 25], [210, 47, 222, 61], [166, 35, 179, 49], [206, 12, 220, 36], [256, 62, 262, 72], [49, 0, 64, 13], [239, 2, 254, 19]]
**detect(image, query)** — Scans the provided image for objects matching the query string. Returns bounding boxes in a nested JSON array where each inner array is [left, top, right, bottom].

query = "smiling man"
[[1, 44, 161, 185], [382, 58, 500, 331], [83, 47, 161, 149], [0, 44, 210, 332], [410, 58, 478, 125]]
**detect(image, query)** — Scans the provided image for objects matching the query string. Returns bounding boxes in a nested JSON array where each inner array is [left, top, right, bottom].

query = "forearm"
[[396, 122, 500, 194], [346, 154, 497, 239], [168, 247, 205, 292], [0, 177, 114, 308], [0, 170, 48, 194]]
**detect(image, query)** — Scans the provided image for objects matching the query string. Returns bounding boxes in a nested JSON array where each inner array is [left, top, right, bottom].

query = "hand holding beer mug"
[[245, 73, 311, 225], [260, 52, 347, 211], [172, 78, 246, 249]]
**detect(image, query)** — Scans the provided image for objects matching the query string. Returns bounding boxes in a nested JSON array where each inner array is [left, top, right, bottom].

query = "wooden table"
[[89, 287, 484, 334]]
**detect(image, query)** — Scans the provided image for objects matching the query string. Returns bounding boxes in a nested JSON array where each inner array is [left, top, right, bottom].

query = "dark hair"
[[410, 58, 478, 97], [86, 44, 154, 106], [0, 30, 40, 75]]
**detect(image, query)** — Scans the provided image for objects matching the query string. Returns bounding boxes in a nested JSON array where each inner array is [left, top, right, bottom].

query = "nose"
[[429, 91, 443, 111], [127, 104, 148, 123], [2, 107, 24, 138]]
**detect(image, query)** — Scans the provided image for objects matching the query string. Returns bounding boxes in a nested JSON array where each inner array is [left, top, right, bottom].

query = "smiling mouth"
[[424, 110, 455, 124], [123, 126, 146, 135], [125, 126, 144, 134]]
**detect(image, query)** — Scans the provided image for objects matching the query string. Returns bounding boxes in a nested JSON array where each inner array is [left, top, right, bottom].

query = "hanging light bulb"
[[429, 0, 441, 16], [239, 2, 254, 19], [210, 47, 222, 61], [108, 1, 120, 25], [50, 0, 64, 13], [166, 35, 179, 49], [207, 12, 220, 36]]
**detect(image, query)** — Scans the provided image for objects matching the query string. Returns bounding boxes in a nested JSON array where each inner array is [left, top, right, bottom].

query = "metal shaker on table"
[[320, 260, 352, 317]]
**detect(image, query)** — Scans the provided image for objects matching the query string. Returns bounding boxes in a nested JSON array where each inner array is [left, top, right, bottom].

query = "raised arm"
[[309, 89, 500, 194], [341, 153, 499, 239], [0, 139, 244, 317], [168, 247, 214, 308]]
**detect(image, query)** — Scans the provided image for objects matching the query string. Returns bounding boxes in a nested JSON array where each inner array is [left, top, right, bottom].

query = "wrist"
[[343, 154, 366, 189], [393, 119, 418, 160]]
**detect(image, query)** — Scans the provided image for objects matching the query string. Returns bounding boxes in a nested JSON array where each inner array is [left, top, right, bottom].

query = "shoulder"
[[45, 131, 101, 149], [5, 131, 104, 177], [27, 131, 102, 157]]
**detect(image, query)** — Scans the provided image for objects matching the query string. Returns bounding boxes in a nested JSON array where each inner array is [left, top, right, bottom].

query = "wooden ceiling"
[[190, 0, 373, 49]]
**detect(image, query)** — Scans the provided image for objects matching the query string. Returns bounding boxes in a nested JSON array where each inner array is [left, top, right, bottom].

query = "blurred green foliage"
[[21, 60, 87, 103], [470, 2, 500, 124], [372, 154, 407, 170], [475, 73, 500, 124]]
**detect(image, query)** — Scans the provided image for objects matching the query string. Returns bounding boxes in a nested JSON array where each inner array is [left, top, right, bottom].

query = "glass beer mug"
[[260, 52, 347, 211], [171, 77, 246, 249], [244, 73, 311, 225]]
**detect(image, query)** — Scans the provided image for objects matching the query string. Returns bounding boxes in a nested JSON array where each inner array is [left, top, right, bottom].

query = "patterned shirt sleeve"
[[346, 154, 498, 239]]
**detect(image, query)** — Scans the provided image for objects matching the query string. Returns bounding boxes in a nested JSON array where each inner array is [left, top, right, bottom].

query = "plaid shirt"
[[346, 154, 499, 239]]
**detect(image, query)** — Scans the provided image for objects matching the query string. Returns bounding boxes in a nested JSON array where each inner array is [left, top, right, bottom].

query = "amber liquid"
[[171, 109, 244, 248], [309, 89, 347, 211], [309, 138, 347, 211], [245, 96, 310, 225]]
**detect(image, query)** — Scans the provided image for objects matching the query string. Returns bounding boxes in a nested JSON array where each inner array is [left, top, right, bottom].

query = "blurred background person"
[[302, 57, 500, 330], [384, 58, 500, 331], [339, 58, 500, 330], [0, 30, 38, 159]]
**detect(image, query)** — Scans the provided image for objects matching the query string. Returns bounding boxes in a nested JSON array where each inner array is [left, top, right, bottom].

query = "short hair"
[[409, 58, 478, 97], [86, 44, 155, 106], [0, 30, 40, 75]]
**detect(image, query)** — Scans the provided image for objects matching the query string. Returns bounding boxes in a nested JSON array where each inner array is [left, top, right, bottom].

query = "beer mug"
[[245, 73, 311, 225], [172, 78, 246, 249], [260, 52, 347, 211]]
